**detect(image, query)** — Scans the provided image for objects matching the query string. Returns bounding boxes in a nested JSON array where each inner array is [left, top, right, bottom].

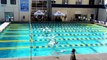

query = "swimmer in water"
[[48, 40, 58, 46]]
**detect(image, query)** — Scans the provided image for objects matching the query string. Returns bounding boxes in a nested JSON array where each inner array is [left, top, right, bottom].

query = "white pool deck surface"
[[0, 53, 107, 60], [0, 22, 10, 32]]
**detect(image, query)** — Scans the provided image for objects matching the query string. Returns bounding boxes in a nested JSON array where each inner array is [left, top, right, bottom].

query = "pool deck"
[[1, 53, 107, 60]]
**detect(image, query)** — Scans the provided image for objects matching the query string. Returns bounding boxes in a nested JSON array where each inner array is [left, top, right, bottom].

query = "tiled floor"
[[1, 53, 107, 60]]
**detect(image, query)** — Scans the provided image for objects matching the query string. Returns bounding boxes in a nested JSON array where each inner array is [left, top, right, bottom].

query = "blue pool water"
[[0, 23, 107, 58]]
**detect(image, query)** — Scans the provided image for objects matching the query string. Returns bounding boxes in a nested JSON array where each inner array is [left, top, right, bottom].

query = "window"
[[89, 0, 95, 5], [1, 0, 7, 4], [101, 0, 106, 5], [62, 0, 68, 4], [52, 1, 56, 4], [104, 0, 107, 12], [99, 0, 104, 5], [105, 0, 107, 5], [76, 0, 82, 5], [10, 0, 16, 4]]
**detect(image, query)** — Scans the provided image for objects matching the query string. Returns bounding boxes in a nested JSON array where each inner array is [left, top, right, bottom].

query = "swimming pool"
[[0, 22, 107, 58]]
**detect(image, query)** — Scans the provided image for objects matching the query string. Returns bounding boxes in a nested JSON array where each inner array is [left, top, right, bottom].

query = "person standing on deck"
[[70, 49, 76, 60]]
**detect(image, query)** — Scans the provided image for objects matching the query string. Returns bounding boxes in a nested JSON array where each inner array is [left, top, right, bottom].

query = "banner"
[[20, 0, 29, 12]]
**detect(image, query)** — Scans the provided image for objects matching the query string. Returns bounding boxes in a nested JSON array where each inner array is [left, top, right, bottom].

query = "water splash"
[[48, 40, 56, 46], [52, 49, 66, 56]]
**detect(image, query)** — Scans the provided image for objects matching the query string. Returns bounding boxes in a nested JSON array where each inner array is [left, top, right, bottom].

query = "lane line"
[[0, 40, 29, 42], [0, 46, 30, 50], [0, 43, 106, 50], [1, 35, 29, 37]]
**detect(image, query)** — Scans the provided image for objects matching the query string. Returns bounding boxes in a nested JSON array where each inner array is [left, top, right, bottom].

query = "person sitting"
[[90, 19, 95, 24]]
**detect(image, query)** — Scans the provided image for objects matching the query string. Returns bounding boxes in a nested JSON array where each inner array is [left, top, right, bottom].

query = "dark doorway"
[[5, 12, 14, 21]]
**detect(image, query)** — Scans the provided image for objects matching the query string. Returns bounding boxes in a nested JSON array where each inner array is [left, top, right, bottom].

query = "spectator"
[[70, 49, 76, 60]]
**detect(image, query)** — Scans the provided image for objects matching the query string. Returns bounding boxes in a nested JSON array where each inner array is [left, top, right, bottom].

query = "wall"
[[68, 0, 76, 4], [0, 0, 31, 22], [98, 8, 107, 21], [82, 0, 89, 5], [0, 0, 19, 21], [94, 0, 99, 5], [56, 0, 89, 4], [55, 0, 62, 4]]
